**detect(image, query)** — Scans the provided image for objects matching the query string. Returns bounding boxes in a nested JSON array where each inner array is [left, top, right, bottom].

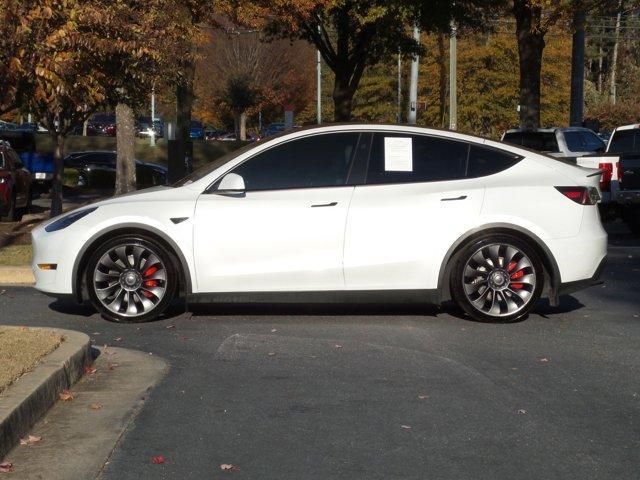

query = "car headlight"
[[45, 207, 98, 232], [0, 178, 6, 184]]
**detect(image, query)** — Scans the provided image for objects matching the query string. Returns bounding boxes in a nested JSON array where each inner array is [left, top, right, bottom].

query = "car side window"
[[229, 133, 361, 191], [466, 145, 522, 177], [365, 133, 468, 185], [0, 152, 4, 169]]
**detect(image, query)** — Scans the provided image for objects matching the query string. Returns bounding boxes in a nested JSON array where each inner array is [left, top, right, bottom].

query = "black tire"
[[450, 234, 544, 323], [85, 234, 178, 323]]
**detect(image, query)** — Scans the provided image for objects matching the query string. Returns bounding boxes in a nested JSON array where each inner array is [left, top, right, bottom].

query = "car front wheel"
[[451, 235, 543, 322], [85, 235, 177, 322]]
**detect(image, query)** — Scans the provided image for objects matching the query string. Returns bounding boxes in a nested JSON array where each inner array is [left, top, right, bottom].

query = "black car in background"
[[63, 151, 167, 189], [87, 114, 117, 136]]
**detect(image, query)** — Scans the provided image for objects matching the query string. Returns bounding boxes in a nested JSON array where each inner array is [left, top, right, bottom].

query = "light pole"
[[407, 24, 420, 125], [397, 49, 402, 123], [150, 84, 156, 147], [449, 21, 457, 131], [317, 48, 322, 125]]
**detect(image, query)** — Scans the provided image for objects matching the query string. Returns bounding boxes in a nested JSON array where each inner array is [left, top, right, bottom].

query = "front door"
[[193, 132, 366, 293]]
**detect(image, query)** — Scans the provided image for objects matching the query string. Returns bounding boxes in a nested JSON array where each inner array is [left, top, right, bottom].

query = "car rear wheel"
[[85, 235, 177, 322], [451, 235, 543, 322]]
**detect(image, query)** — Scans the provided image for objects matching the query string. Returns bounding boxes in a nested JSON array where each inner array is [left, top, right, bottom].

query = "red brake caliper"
[[142, 265, 159, 296], [508, 261, 524, 289]]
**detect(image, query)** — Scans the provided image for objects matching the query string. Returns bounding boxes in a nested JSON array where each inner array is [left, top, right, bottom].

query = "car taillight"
[[616, 161, 623, 184], [555, 186, 600, 205], [599, 163, 613, 192]]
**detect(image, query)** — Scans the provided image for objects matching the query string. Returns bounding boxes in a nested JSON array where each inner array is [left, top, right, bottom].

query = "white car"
[[31, 125, 607, 323]]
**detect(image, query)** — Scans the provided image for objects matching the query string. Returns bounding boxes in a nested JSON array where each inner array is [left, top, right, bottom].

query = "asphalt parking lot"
[[1, 222, 639, 479]]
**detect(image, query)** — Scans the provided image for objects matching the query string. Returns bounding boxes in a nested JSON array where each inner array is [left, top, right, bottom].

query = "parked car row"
[[63, 151, 167, 190]]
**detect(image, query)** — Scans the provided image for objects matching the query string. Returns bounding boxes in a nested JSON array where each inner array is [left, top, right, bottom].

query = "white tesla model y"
[[32, 125, 607, 323]]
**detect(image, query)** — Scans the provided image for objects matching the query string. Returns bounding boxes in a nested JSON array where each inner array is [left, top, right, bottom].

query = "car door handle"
[[441, 195, 467, 202], [311, 202, 337, 208]]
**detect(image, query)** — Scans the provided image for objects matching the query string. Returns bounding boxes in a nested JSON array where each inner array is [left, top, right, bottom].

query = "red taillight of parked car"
[[598, 163, 613, 191], [555, 186, 600, 205], [616, 161, 623, 184]]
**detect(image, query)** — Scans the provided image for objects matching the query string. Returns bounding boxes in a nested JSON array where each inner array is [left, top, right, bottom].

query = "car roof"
[[613, 124, 640, 131], [503, 127, 595, 134]]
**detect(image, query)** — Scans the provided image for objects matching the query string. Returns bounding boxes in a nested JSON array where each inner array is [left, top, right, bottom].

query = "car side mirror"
[[215, 173, 245, 197]]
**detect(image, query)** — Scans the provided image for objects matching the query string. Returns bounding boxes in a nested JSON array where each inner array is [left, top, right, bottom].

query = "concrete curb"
[[0, 328, 92, 460], [0, 266, 34, 286]]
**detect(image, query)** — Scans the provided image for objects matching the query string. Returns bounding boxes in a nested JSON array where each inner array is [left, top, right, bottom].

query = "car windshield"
[[173, 142, 259, 187]]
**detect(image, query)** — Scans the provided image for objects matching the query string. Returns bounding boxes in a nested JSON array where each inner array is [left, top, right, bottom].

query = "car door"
[[192, 132, 367, 293], [343, 132, 487, 291]]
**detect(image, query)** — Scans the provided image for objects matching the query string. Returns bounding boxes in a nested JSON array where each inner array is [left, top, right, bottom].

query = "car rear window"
[[502, 131, 560, 153], [608, 129, 640, 154], [466, 145, 522, 177]]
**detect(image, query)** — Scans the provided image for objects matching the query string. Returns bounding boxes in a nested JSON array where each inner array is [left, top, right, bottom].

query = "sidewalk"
[[0, 266, 34, 285]]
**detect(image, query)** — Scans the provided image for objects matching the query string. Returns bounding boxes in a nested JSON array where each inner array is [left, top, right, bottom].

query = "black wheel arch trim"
[[72, 223, 192, 302], [437, 223, 562, 306]]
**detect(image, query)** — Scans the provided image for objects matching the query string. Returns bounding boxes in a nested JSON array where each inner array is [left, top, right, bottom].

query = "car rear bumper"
[[558, 255, 606, 296], [616, 191, 640, 204]]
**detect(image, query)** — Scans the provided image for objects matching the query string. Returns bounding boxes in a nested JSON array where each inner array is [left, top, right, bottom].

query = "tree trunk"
[[514, 1, 545, 130], [50, 132, 65, 217], [333, 72, 354, 122], [569, 3, 586, 127], [239, 112, 247, 141], [610, 0, 623, 105], [437, 34, 448, 128], [115, 102, 136, 196]]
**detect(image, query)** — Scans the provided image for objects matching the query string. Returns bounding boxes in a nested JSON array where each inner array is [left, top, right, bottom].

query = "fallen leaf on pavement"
[[334, 344, 343, 349], [0, 462, 12, 473], [220, 463, 240, 471], [84, 365, 97, 375], [90, 403, 103, 410], [267, 352, 277, 357], [59, 390, 74, 401], [151, 455, 166, 464], [108, 363, 119, 371], [401, 425, 412, 430], [538, 357, 549, 363], [166, 325, 175, 329], [418, 394, 429, 400], [20, 435, 42, 446], [114, 337, 122, 342], [270, 328, 277, 333], [517, 409, 527, 415]]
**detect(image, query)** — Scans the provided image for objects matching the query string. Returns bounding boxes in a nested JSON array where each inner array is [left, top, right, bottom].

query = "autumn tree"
[[0, 0, 183, 214], [195, 30, 314, 138], [246, 0, 504, 121], [509, 0, 618, 129]]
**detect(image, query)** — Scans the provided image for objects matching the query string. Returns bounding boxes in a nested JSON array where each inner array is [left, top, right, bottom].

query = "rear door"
[[343, 132, 487, 291]]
